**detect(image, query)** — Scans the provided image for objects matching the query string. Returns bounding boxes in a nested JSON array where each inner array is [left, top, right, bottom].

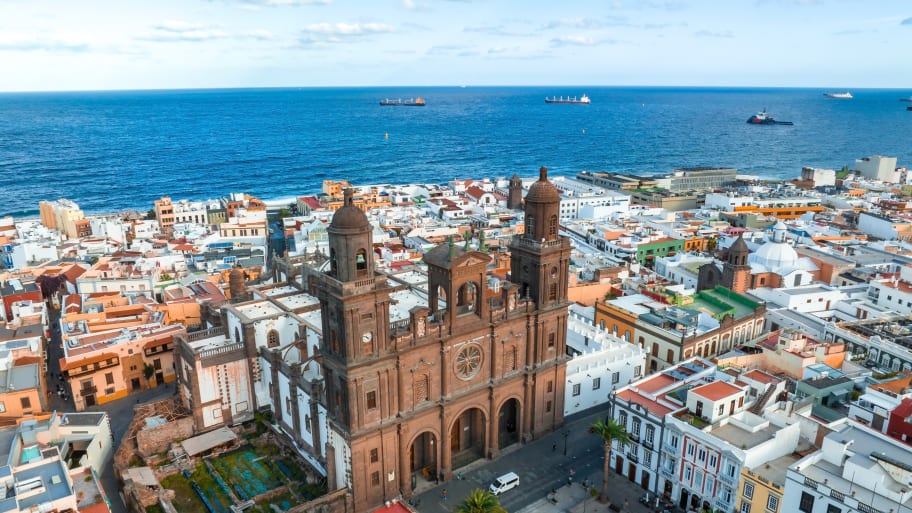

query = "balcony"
[[661, 467, 675, 479], [663, 442, 678, 454], [626, 452, 638, 463], [79, 385, 97, 395], [629, 432, 640, 443], [714, 496, 731, 509], [718, 473, 737, 485], [643, 439, 654, 450]]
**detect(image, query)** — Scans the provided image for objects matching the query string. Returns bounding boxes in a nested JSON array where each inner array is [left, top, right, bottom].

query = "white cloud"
[[0, 32, 90, 52], [303, 22, 395, 36], [401, 0, 429, 11], [138, 21, 229, 42], [550, 35, 611, 47], [541, 18, 604, 30]]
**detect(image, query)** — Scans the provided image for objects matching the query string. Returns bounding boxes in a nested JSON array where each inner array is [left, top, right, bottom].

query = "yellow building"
[[737, 454, 799, 513], [39, 199, 85, 239]]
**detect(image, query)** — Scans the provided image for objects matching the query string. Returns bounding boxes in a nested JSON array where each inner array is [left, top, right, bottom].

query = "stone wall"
[[136, 416, 195, 457], [288, 488, 355, 513]]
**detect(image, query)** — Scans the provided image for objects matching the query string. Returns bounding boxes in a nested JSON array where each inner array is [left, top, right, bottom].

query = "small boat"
[[747, 109, 793, 125], [379, 97, 426, 106], [545, 94, 591, 104], [901, 97, 912, 102], [823, 92, 852, 99]]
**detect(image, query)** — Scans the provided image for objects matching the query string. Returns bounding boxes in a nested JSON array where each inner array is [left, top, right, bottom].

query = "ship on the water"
[[545, 94, 590, 104], [380, 97, 426, 106], [747, 109, 793, 125], [823, 92, 853, 99]]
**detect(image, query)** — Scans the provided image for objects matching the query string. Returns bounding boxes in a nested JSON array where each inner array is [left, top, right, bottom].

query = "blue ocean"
[[1, 86, 910, 217]]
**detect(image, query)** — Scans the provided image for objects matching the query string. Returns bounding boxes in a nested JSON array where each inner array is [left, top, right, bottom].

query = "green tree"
[[454, 488, 507, 513], [143, 363, 155, 386], [591, 418, 631, 504]]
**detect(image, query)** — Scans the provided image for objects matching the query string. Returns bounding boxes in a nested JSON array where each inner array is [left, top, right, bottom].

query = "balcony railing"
[[830, 489, 845, 503], [626, 452, 638, 463], [718, 473, 737, 485], [80, 385, 97, 395], [643, 439, 653, 450], [804, 477, 819, 490], [661, 467, 675, 479]]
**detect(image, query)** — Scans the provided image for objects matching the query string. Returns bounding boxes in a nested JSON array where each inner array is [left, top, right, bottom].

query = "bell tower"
[[509, 166, 571, 308], [721, 233, 752, 293], [507, 172, 523, 210]]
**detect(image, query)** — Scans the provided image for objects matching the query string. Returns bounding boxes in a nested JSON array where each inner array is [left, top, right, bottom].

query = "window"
[[666, 349, 674, 363], [743, 482, 754, 499], [371, 471, 380, 487], [105, 372, 114, 385], [709, 454, 717, 468], [0, 402, 6, 413], [619, 412, 627, 427], [825, 505, 841, 513], [798, 492, 814, 513], [572, 384, 581, 396], [267, 330, 280, 348], [370, 448, 379, 463], [697, 449, 706, 462], [546, 400, 552, 413], [645, 425, 655, 444], [644, 450, 652, 468], [367, 391, 377, 410], [767, 495, 779, 512], [547, 380, 553, 393], [634, 365, 642, 378], [549, 283, 558, 301], [740, 504, 751, 513], [612, 372, 620, 384], [694, 471, 703, 488], [593, 377, 601, 390], [687, 443, 695, 456], [20, 397, 31, 410], [548, 333, 556, 348], [684, 466, 692, 481]]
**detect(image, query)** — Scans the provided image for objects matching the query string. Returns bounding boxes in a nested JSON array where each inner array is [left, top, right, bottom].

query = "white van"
[[489, 472, 520, 495]]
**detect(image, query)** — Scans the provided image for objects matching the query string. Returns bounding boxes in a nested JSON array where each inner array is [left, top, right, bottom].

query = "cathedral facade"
[[309, 168, 572, 511]]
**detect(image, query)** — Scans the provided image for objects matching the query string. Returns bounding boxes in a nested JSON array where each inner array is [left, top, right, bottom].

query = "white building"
[[782, 424, 912, 513], [858, 212, 912, 241], [563, 305, 646, 417], [748, 284, 847, 313], [855, 155, 899, 183], [655, 253, 715, 289], [801, 167, 837, 187]]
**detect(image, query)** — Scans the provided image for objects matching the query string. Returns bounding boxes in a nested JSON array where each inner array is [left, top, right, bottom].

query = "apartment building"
[[783, 424, 912, 513], [0, 322, 45, 419], [38, 199, 85, 239], [60, 315, 183, 410], [0, 412, 114, 513]]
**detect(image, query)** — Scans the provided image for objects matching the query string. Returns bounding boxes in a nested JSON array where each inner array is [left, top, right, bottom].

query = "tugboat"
[[545, 94, 591, 104], [379, 97, 426, 106], [747, 109, 793, 125]]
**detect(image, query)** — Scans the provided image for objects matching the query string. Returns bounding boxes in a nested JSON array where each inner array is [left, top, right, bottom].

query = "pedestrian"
[[441, 489, 447, 501], [552, 442, 557, 452]]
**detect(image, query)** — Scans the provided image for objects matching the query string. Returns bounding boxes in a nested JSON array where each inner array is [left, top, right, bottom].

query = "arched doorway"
[[450, 408, 486, 468], [497, 398, 520, 449], [456, 282, 477, 315], [409, 432, 437, 487]]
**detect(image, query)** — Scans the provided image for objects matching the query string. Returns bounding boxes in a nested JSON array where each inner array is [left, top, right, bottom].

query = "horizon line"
[[1, 84, 909, 95]]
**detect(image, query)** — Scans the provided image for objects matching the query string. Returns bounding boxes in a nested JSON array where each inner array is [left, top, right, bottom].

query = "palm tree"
[[591, 418, 631, 504], [454, 488, 507, 513]]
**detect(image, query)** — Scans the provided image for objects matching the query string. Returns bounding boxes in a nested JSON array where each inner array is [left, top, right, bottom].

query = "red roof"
[[893, 397, 912, 419], [616, 389, 674, 416], [743, 369, 780, 385], [60, 352, 118, 372], [691, 381, 742, 401]]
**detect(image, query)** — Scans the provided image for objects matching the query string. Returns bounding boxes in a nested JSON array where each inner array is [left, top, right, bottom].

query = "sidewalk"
[[515, 474, 662, 513]]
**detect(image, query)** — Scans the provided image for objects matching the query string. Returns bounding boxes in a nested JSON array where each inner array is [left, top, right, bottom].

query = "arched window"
[[549, 215, 558, 237], [267, 329, 280, 348], [356, 248, 368, 274], [548, 283, 557, 301], [235, 327, 242, 344], [329, 248, 338, 276]]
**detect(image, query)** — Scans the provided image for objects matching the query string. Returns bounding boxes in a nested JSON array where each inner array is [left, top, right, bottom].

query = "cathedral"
[[310, 167, 572, 511], [698, 221, 818, 293]]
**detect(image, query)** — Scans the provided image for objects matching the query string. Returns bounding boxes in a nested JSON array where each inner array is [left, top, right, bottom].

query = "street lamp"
[[563, 430, 570, 456]]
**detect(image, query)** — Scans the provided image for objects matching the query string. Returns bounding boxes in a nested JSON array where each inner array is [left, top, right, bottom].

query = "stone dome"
[[329, 188, 369, 232], [524, 166, 561, 204]]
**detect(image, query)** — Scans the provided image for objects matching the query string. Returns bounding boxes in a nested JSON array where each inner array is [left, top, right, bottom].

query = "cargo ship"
[[747, 109, 793, 125], [380, 98, 426, 106], [823, 92, 853, 99], [545, 94, 590, 104]]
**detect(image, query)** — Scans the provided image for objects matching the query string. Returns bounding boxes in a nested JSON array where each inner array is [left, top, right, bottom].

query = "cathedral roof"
[[423, 239, 491, 270], [329, 188, 369, 232], [524, 166, 561, 204]]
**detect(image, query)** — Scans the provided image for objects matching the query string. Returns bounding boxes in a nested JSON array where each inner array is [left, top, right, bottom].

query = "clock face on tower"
[[454, 344, 483, 380], [362, 331, 373, 343]]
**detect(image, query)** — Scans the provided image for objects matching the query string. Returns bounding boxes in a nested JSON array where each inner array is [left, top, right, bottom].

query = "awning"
[[180, 427, 238, 457]]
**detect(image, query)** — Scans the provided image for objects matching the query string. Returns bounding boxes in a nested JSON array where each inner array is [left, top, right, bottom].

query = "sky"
[[1, 0, 910, 92]]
